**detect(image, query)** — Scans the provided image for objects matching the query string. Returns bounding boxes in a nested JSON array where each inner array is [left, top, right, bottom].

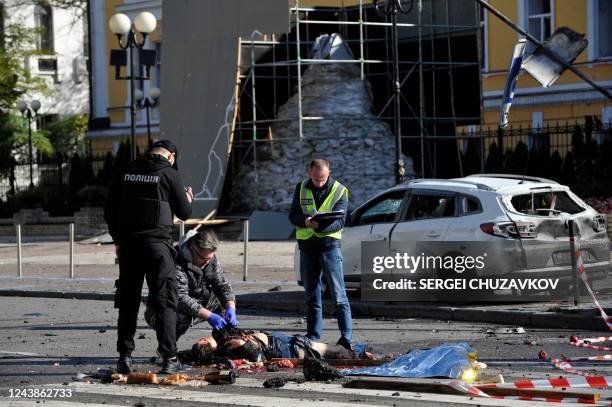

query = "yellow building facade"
[[481, 0, 612, 128]]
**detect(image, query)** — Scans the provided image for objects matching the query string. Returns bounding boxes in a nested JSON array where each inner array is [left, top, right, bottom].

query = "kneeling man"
[[145, 229, 238, 339]]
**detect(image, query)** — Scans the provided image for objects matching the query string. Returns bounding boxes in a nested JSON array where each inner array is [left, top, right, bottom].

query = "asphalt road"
[[0, 297, 611, 406]]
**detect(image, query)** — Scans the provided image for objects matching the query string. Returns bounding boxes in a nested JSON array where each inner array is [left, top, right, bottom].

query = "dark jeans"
[[300, 247, 352, 342], [145, 292, 224, 340], [115, 242, 177, 358]]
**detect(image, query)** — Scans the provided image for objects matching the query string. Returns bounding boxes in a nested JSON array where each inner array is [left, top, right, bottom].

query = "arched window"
[[35, 4, 54, 52]]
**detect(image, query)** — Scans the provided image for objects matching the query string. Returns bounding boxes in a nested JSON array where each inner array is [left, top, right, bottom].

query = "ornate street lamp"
[[134, 86, 160, 148], [16, 99, 41, 188], [108, 11, 157, 160], [374, 0, 414, 184]]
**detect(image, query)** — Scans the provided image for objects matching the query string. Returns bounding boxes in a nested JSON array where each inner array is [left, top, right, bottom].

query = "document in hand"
[[311, 211, 346, 221]]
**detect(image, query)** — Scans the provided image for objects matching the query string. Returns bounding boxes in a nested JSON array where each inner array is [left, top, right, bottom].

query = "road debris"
[[126, 372, 158, 384], [268, 359, 296, 369], [303, 357, 344, 381], [263, 377, 287, 388]]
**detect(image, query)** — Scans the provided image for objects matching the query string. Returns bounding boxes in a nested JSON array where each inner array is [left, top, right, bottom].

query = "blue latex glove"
[[224, 307, 239, 327], [207, 313, 226, 331]]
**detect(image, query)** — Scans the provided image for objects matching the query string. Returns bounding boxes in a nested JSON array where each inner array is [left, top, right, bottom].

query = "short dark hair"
[[189, 229, 219, 252], [309, 159, 330, 170]]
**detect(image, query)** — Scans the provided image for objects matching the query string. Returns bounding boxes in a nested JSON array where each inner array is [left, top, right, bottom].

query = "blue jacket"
[[288, 177, 348, 253]]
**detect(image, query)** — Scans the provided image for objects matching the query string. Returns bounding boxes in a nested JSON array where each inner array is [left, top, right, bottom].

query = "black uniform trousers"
[[145, 293, 223, 340], [115, 242, 178, 358]]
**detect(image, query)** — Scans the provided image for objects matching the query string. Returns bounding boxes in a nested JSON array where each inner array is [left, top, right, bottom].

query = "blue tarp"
[[346, 342, 474, 379]]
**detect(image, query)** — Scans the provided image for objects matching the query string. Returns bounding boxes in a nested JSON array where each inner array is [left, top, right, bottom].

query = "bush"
[[76, 185, 108, 208], [10, 188, 48, 209]]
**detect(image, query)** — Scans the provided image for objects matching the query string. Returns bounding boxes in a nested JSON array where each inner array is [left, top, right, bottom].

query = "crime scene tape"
[[544, 239, 612, 377], [477, 376, 612, 389], [571, 337, 612, 352], [447, 379, 605, 405]]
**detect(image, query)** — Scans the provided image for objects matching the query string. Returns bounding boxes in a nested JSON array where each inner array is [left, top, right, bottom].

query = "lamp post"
[[134, 86, 160, 148], [374, 0, 414, 184], [16, 99, 41, 188], [108, 11, 157, 160]]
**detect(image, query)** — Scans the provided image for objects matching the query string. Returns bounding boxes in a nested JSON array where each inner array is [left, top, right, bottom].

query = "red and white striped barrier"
[[544, 241, 612, 377], [447, 379, 605, 405], [478, 376, 612, 390], [574, 242, 612, 330]]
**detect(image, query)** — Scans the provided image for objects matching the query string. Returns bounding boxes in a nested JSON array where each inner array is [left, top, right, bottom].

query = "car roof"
[[395, 174, 565, 194]]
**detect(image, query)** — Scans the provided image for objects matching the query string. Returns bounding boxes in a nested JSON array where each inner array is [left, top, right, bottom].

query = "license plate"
[[552, 250, 597, 265]]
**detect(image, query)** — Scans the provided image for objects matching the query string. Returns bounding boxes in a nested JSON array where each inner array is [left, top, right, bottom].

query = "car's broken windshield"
[[510, 191, 584, 215]]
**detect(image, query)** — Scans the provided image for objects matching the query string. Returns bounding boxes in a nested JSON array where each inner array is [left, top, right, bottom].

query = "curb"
[[0, 289, 606, 331]]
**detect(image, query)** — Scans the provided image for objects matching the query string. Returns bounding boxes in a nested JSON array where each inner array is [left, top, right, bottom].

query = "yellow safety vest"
[[296, 180, 348, 240]]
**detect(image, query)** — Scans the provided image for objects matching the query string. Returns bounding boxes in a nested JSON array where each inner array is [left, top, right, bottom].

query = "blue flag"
[[499, 38, 527, 129]]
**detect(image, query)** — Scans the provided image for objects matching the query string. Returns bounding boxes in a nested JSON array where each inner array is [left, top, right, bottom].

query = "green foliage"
[[0, 18, 47, 111], [0, 17, 51, 179], [42, 114, 88, 155], [8, 184, 71, 215]]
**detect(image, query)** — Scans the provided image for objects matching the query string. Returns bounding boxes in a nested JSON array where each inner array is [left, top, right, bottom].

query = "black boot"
[[159, 356, 182, 374], [336, 336, 354, 351], [116, 355, 133, 374]]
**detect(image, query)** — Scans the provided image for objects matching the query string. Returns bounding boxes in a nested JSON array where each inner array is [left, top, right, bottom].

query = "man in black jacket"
[[104, 140, 192, 374], [144, 229, 238, 340]]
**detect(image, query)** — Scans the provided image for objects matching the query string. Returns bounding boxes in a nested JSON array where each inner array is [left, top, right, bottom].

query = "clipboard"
[[311, 211, 346, 221]]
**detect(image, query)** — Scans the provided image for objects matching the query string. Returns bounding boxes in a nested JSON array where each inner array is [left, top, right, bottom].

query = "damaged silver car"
[[295, 174, 610, 292]]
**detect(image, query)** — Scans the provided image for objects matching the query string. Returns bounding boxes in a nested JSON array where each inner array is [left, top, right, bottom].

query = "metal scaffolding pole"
[[250, 33, 259, 209], [359, 0, 365, 81], [418, 0, 425, 177], [296, 0, 304, 142], [230, 0, 483, 185]]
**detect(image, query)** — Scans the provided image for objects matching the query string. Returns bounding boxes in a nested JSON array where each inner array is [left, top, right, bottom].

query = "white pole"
[[242, 219, 249, 281], [69, 223, 74, 279], [16, 224, 22, 277], [179, 221, 185, 238]]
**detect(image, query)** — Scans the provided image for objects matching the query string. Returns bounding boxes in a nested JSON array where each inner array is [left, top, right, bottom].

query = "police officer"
[[288, 159, 353, 350], [104, 140, 192, 374]]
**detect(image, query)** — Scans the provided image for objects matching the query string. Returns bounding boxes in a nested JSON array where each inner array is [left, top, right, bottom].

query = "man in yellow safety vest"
[[288, 159, 353, 350]]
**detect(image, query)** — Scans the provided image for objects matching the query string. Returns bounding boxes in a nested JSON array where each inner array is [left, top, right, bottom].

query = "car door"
[[342, 189, 409, 279], [391, 189, 457, 242]]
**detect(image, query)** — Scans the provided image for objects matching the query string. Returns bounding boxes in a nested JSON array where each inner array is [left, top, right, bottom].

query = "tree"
[[0, 15, 52, 193], [42, 114, 88, 156]]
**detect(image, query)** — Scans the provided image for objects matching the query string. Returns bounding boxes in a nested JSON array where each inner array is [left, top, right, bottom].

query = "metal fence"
[[0, 154, 110, 204], [1, 120, 611, 210]]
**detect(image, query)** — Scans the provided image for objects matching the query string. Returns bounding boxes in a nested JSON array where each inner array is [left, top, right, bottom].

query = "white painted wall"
[[3, 0, 89, 117]]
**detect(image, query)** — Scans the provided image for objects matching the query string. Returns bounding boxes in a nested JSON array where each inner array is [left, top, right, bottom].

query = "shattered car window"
[[510, 191, 584, 215], [356, 191, 405, 225], [405, 194, 456, 220]]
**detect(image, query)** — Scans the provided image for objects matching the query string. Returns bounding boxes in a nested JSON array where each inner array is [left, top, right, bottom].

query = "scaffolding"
[[223, 0, 483, 211]]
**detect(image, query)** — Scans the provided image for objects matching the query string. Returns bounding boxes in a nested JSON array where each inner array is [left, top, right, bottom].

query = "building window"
[[524, 0, 553, 54], [35, 4, 54, 53], [479, 2, 488, 71], [596, 0, 612, 58], [83, 15, 89, 57]]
